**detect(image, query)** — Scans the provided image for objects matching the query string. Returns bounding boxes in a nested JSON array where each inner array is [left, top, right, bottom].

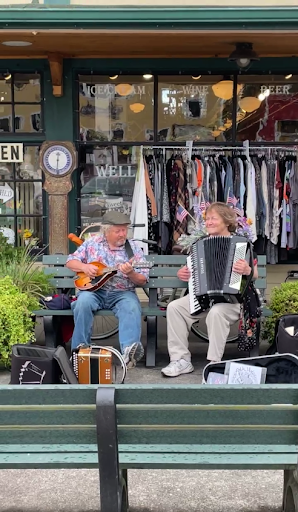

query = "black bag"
[[273, 314, 298, 356], [40, 293, 74, 310], [10, 344, 78, 385], [203, 353, 298, 384]]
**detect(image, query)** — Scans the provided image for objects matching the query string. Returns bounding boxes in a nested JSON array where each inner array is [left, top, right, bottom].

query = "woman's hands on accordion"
[[233, 259, 252, 276], [177, 266, 191, 282]]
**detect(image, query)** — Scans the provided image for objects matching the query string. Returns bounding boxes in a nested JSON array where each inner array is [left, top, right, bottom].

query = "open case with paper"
[[202, 354, 298, 385]]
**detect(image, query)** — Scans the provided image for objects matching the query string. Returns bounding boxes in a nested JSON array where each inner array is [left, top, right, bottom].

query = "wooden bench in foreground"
[[0, 383, 297, 512]]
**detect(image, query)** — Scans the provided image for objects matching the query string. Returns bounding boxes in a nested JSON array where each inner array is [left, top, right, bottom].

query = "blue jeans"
[[71, 289, 142, 352]]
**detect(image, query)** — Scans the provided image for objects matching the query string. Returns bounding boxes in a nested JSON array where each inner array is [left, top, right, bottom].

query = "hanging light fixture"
[[285, 74, 293, 80], [212, 79, 234, 100], [109, 75, 119, 80], [228, 42, 260, 70], [192, 75, 201, 80], [129, 103, 145, 113], [115, 84, 134, 96], [238, 85, 262, 113], [211, 129, 221, 137], [143, 74, 153, 79], [224, 119, 232, 129], [212, 77, 242, 101]]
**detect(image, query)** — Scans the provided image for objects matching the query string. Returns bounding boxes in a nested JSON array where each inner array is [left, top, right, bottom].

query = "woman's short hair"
[[206, 202, 238, 233]]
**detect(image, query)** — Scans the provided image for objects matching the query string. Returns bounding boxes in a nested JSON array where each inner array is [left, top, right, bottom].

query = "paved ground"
[[0, 317, 283, 511]]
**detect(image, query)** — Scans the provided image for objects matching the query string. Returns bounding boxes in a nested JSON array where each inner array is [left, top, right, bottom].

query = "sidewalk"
[[0, 318, 282, 512]]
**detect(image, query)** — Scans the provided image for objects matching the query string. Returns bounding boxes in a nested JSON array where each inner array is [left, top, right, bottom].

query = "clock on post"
[[40, 141, 77, 255]]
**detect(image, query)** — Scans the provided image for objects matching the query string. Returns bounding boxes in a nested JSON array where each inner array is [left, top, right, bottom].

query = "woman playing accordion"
[[161, 202, 258, 378]]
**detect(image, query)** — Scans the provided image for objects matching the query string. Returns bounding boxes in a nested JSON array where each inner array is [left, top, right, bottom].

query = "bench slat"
[[34, 307, 166, 317], [0, 451, 294, 470], [0, 443, 296, 453], [119, 452, 296, 469], [44, 266, 267, 279]]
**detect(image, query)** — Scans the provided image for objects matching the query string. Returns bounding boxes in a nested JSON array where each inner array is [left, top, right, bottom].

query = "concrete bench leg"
[[283, 469, 298, 512]]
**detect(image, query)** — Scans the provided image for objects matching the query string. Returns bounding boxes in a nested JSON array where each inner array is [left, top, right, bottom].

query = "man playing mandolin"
[[66, 211, 149, 367]]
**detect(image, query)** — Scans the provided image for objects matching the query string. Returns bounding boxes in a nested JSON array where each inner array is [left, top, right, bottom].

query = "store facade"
[[1, 1, 298, 286]]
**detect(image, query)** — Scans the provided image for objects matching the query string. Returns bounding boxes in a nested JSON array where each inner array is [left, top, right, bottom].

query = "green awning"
[[3, 7, 298, 30]]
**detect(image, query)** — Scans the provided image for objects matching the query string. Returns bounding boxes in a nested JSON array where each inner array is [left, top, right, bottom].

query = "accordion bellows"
[[190, 235, 248, 298]]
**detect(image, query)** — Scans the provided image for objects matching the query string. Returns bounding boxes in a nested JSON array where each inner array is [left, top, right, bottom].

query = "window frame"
[[0, 72, 44, 135], [76, 71, 298, 148], [0, 142, 47, 249]]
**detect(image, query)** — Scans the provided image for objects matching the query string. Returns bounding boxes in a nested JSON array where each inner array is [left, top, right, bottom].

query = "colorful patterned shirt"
[[66, 235, 149, 291]]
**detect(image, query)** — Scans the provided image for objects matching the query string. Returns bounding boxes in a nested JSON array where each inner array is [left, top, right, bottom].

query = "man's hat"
[[101, 211, 131, 225]]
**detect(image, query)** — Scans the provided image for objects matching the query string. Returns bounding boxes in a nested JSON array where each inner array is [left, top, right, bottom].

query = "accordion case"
[[202, 353, 298, 385]]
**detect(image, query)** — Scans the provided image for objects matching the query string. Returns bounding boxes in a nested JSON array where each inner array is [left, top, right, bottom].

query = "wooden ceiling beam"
[[48, 53, 63, 97]]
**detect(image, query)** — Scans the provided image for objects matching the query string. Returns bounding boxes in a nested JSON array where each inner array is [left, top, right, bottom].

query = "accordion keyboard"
[[229, 242, 247, 290], [187, 255, 201, 315]]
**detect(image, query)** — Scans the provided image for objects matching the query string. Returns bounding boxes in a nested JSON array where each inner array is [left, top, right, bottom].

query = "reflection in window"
[[0, 146, 44, 247], [80, 146, 139, 237], [0, 73, 42, 134], [236, 75, 298, 142], [158, 76, 238, 142], [79, 76, 153, 142]]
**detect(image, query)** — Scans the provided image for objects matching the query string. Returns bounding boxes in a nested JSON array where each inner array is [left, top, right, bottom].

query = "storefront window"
[[158, 76, 237, 142], [79, 145, 139, 236], [236, 75, 298, 142], [0, 73, 42, 134], [0, 145, 44, 247], [79, 76, 153, 143]]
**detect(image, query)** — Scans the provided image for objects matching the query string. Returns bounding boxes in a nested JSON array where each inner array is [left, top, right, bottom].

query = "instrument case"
[[202, 353, 298, 384]]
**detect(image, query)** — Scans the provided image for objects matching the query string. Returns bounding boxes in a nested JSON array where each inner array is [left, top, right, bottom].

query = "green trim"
[[3, 7, 298, 30]]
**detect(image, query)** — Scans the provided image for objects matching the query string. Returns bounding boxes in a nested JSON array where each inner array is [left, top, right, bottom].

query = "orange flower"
[[202, 211, 206, 220], [247, 218, 253, 225]]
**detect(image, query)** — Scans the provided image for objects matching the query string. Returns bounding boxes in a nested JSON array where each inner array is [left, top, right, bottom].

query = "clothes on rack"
[[139, 147, 298, 260]]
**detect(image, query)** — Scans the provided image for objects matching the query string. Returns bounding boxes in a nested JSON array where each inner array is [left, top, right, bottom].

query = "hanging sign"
[[0, 182, 14, 203], [0, 143, 23, 163]]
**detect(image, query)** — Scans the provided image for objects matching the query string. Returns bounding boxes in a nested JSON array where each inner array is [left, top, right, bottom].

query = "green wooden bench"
[[34, 254, 269, 367], [0, 383, 297, 512]]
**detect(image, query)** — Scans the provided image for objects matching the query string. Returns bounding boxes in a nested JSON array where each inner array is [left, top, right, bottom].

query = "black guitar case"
[[202, 353, 298, 384]]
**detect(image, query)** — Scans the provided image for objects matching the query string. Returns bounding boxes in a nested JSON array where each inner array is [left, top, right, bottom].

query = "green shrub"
[[0, 232, 23, 263], [262, 281, 298, 344], [0, 276, 40, 367], [0, 240, 55, 300]]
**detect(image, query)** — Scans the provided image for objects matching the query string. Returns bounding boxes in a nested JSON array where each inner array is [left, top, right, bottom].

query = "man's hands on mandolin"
[[83, 263, 99, 279], [119, 259, 134, 276]]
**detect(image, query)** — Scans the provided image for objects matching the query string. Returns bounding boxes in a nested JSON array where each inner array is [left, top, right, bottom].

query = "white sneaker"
[[123, 342, 144, 368], [161, 359, 194, 377]]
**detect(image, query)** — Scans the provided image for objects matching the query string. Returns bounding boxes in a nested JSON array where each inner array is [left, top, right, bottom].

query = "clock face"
[[43, 145, 73, 176]]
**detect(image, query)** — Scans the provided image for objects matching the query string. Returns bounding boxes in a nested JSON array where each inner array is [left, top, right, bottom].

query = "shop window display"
[[79, 146, 139, 238], [0, 73, 42, 134], [158, 76, 239, 142], [0, 145, 44, 248], [236, 75, 298, 142], [79, 76, 153, 143]]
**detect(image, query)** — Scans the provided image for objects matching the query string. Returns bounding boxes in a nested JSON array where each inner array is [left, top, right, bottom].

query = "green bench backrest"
[[43, 254, 267, 293], [0, 384, 296, 446]]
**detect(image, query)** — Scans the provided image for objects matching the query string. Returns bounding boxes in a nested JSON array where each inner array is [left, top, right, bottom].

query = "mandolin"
[[74, 260, 153, 292]]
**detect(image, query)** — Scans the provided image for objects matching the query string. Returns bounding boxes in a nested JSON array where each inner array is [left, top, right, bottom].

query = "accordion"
[[72, 347, 113, 384], [72, 346, 127, 384], [188, 235, 251, 315]]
